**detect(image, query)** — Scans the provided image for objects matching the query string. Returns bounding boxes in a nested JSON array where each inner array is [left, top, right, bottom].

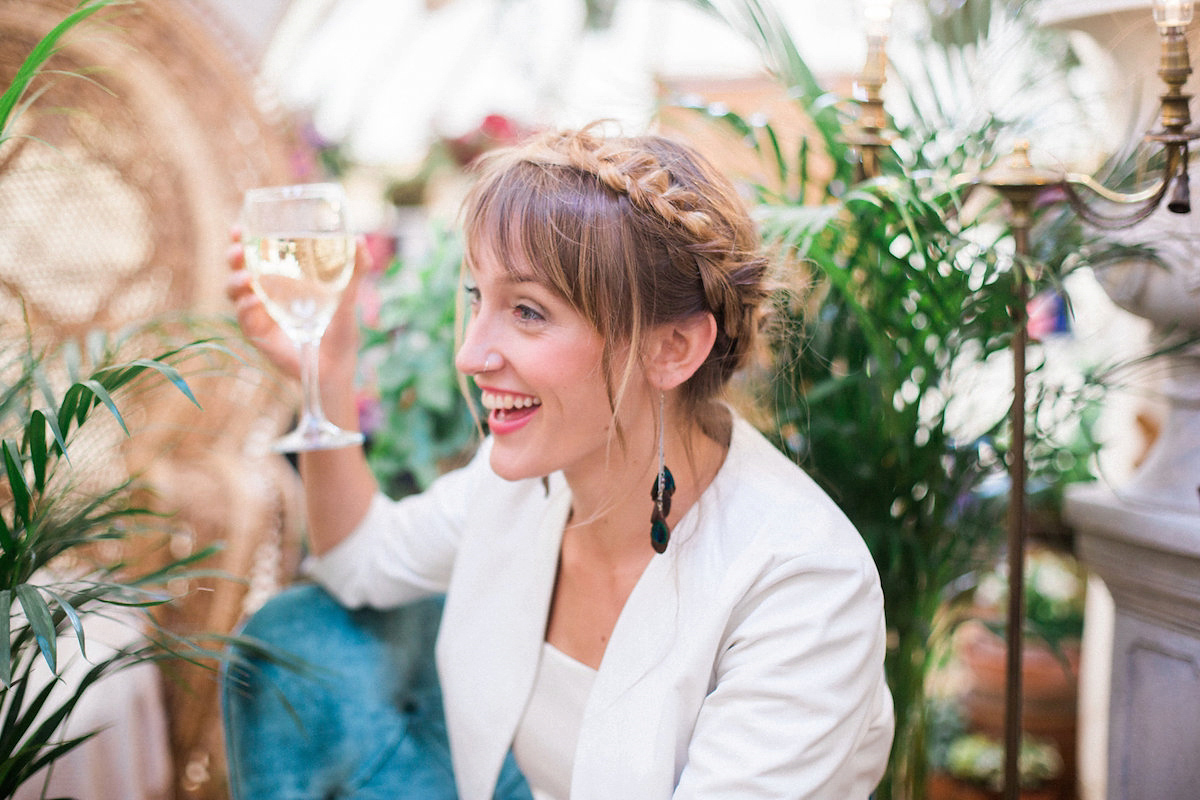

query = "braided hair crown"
[[462, 125, 770, 424]]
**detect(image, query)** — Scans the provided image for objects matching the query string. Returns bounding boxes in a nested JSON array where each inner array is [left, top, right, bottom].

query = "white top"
[[512, 643, 598, 800], [308, 413, 894, 800]]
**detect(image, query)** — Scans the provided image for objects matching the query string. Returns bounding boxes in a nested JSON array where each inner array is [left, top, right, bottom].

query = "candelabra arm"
[[1061, 143, 1187, 229], [1063, 171, 1169, 206], [1051, 17, 1200, 229], [1061, 174, 1172, 230]]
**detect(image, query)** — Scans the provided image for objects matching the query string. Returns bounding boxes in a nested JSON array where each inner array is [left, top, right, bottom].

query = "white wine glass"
[[241, 182, 365, 452]]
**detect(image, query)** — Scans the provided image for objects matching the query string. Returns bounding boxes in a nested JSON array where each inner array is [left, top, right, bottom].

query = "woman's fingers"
[[225, 228, 302, 377], [354, 236, 374, 278], [223, 228, 372, 387], [316, 237, 370, 381]]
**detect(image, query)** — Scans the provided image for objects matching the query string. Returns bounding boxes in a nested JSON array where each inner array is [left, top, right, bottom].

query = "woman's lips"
[[488, 403, 539, 434], [480, 389, 541, 434]]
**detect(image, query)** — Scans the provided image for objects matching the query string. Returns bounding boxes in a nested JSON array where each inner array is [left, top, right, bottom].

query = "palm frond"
[[0, 0, 129, 144]]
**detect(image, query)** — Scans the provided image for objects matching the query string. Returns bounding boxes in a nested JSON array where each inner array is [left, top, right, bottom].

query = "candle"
[[863, 0, 894, 40], [1153, 0, 1195, 28]]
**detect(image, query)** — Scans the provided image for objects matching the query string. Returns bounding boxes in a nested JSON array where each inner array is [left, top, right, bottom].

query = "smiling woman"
[[224, 125, 893, 800]]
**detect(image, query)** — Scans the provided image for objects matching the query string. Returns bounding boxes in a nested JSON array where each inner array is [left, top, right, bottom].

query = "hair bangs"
[[463, 158, 639, 345]]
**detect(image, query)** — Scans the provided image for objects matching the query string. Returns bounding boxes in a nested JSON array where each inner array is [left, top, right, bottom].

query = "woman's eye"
[[463, 284, 481, 306], [515, 304, 545, 323]]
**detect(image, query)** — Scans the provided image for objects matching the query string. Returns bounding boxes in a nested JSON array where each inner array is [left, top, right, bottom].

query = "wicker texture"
[[1, 2, 309, 798]]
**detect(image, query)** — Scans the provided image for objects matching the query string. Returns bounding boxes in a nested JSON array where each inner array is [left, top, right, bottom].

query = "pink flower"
[[1027, 290, 1068, 340], [443, 114, 533, 166]]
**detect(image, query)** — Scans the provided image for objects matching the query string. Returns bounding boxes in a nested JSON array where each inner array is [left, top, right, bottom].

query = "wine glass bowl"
[[240, 183, 364, 452], [244, 234, 354, 341]]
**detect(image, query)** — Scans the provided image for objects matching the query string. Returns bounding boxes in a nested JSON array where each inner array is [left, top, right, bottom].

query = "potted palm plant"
[[0, 320, 250, 796]]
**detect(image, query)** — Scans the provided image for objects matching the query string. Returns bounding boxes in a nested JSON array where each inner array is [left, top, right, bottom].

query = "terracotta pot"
[[928, 771, 1060, 800], [954, 620, 1080, 799]]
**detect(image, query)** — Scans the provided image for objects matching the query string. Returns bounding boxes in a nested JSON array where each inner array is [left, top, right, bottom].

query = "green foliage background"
[[359, 226, 480, 497]]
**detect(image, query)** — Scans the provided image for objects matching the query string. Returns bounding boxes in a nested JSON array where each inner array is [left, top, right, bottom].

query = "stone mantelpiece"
[[1066, 485, 1200, 800], [1068, 486, 1200, 639], [1064, 257, 1200, 800]]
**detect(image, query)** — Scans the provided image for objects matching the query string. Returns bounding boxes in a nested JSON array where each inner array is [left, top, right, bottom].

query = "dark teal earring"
[[650, 466, 675, 554], [650, 392, 675, 554]]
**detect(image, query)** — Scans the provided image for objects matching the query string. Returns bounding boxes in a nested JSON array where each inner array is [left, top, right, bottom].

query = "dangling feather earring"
[[650, 392, 675, 554]]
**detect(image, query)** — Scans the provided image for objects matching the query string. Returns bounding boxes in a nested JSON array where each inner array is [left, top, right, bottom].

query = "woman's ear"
[[647, 312, 717, 390]]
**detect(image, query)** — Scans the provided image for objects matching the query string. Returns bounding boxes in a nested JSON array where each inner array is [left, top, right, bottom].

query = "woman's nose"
[[455, 318, 501, 376]]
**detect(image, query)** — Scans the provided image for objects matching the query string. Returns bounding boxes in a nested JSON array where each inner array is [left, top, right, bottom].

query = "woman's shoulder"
[[672, 417, 885, 650], [723, 416, 853, 525], [695, 414, 872, 568]]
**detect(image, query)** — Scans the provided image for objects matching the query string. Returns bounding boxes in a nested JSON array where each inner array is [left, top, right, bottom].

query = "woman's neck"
[[546, 407, 731, 667], [562, 413, 729, 562]]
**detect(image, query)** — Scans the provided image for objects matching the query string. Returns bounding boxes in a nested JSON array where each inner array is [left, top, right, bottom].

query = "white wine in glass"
[[241, 183, 364, 452]]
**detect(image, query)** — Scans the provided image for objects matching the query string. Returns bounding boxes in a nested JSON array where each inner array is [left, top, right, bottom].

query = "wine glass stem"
[[297, 336, 327, 430]]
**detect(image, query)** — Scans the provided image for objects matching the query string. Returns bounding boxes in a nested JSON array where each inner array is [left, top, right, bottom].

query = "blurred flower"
[[442, 113, 533, 166], [1028, 289, 1070, 340], [363, 232, 398, 274], [357, 387, 384, 437], [971, 548, 1087, 645], [946, 732, 1062, 790]]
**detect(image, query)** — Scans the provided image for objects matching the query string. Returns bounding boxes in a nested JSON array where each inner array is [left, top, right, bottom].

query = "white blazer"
[[309, 415, 894, 799]]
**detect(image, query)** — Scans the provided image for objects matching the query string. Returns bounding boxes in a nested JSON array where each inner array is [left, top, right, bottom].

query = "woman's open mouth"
[[481, 390, 542, 433]]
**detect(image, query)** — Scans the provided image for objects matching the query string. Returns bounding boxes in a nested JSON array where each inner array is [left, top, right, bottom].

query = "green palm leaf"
[[0, 0, 127, 142], [14, 586, 57, 675], [0, 591, 11, 687], [42, 589, 86, 661]]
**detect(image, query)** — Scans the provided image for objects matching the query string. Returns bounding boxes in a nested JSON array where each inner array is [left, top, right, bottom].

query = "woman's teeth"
[[481, 391, 542, 411]]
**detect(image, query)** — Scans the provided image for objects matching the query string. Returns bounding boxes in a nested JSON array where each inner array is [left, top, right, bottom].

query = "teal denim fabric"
[[221, 584, 531, 800]]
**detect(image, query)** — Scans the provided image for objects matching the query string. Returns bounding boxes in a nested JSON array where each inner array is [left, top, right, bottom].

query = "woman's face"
[[454, 245, 648, 484]]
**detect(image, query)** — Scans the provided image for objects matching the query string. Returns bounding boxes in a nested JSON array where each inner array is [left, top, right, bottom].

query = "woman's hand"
[[227, 229, 381, 554], [225, 229, 371, 387]]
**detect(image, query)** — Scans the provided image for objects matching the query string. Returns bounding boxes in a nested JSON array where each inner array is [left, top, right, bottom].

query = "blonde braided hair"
[[461, 125, 769, 439]]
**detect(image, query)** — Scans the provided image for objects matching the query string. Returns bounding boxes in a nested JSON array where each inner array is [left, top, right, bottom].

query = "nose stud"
[[483, 352, 502, 371]]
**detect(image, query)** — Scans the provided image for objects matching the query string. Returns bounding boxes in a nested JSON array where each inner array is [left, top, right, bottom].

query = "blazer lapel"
[[570, 544, 684, 797], [438, 478, 570, 800], [590, 547, 680, 704]]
